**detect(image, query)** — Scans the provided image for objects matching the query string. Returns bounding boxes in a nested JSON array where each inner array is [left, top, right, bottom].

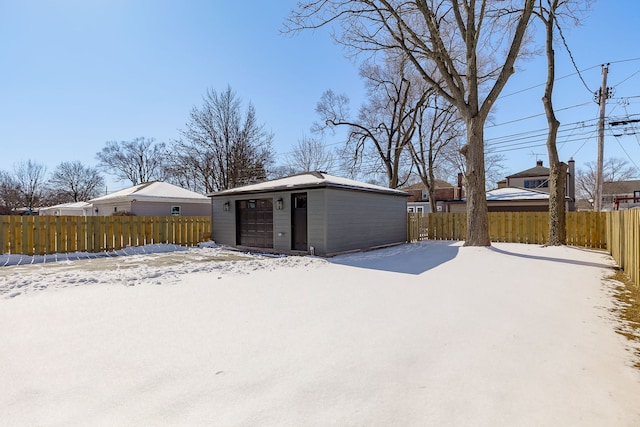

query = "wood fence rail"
[[408, 212, 608, 248], [0, 215, 211, 256]]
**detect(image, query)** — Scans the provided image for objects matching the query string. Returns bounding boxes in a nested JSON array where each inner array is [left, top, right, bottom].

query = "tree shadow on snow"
[[329, 240, 460, 275], [487, 245, 616, 270]]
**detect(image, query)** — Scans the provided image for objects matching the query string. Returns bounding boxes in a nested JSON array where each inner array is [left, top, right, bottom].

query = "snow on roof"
[[210, 172, 408, 196], [90, 181, 208, 203], [39, 201, 92, 211], [486, 187, 549, 201]]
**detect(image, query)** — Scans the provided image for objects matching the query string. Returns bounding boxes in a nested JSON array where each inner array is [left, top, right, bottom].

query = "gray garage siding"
[[302, 189, 324, 255], [212, 193, 289, 250], [211, 198, 236, 246], [273, 194, 291, 252], [323, 188, 407, 255], [210, 178, 408, 256]]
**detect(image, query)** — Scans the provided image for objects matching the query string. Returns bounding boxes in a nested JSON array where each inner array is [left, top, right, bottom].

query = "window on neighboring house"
[[114, 207, 118, 213], [408, 207, 415, 213], [171, 206, 181, 216], [524, 179, 549, 189], [421, 190, 428, 200], [416, 207, 424, 213], [635, 190, 640, 200]]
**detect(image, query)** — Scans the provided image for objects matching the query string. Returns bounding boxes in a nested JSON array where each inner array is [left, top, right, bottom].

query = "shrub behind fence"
[[0, 215, 211, 256]]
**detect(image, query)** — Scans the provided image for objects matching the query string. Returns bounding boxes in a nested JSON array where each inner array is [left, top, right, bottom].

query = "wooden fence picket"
[[408, 211, 608, 249], [0, 215, 211, 256]]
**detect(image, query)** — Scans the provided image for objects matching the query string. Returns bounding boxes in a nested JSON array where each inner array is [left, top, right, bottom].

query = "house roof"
[[445, 186, 573, 205], [39, 201, 92, 212], [602, 180, 640, 195], [486, 187, 550, 201], [403, 180, 454, 190], [506, 161, 550, 179], [208, 172, 408, 197], [90, 181, 209, 204]]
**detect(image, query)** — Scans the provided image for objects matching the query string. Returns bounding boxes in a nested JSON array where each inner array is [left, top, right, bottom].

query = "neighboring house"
[[89, 181, 210, 216], [443, 159, 576, 212], [602, 180, 640, 210], [503, 159, 576, 210], [39, 201, 93, 216], [403, 177, 464, 213], [445, 187, 552, 213], [208, 171, 408, 256]]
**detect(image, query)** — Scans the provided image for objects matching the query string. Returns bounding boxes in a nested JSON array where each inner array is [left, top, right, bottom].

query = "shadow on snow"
[[486, 245, 616, 270], [329, 240, 460, 275]]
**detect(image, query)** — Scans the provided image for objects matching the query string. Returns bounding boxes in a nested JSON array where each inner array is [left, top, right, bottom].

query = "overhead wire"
[[273, 60, 640, 178], [554, 17, 594, 94]]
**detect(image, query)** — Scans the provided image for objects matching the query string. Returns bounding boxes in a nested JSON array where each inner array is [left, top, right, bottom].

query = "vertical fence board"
[[408, 211, 609, 250], [0, 216, 9, 254]]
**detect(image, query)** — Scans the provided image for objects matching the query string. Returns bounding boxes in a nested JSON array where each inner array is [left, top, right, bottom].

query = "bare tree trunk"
[[287, 0, 536, 246], [427, 152, 437, 214], [541, 0, 566, 245], [463, 116, 490, 246]]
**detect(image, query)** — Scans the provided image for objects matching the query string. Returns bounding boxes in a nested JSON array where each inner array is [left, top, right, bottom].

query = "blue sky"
[[1, 0, 639, 192]]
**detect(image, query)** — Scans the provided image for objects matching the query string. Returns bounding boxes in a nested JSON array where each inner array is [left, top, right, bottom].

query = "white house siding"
[[92, 202, 133, 216], [130, 201, 210, 216]]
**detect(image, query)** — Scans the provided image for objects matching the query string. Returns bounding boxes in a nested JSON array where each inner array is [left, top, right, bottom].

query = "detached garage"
[[208, 172, 408, 256]]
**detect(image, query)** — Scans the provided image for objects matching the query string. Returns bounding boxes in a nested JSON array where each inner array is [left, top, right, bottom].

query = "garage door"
[[236, 199, 273, 248]]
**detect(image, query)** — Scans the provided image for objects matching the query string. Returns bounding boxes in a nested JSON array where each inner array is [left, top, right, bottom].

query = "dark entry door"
[[291, 193, 308, 251], [236, 199, 273, 248]]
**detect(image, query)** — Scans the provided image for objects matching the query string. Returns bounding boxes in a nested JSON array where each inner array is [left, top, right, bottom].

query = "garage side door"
[[236, 199, 273, 248]]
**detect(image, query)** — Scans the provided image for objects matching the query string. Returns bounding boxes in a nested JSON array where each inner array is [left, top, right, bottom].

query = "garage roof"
[[90, 181, 209, 203], [208, 172, 408, 197]]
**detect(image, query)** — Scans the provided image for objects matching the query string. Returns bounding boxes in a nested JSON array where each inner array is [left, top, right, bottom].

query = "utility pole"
[[594, 64, 612, 211]]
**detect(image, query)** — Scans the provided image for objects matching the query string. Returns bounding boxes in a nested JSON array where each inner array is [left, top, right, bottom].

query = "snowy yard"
[[1, 241, 639, 426]]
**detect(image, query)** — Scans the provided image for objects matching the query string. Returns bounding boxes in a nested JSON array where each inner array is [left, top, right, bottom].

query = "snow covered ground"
[[1, 241, 639, 426]]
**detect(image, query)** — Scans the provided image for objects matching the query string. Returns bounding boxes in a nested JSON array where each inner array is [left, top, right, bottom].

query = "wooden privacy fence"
[[0, 216, 211, 256], [408, 212, 608, 248], [607, 209, 640, 287]]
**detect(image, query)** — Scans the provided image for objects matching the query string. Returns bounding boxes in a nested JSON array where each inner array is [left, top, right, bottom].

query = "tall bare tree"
[[576, 158, 638, 209], [0, 170, 22, 214], [48, 161, 105, 202], [287, 0, 536, 245], [286, 134, 335, 173], [535, 0, 591, 244], [315, 52, 425, 188], [537, 0, 566, 245], [170, 86, 274, 193], [96, 137, 167, 185], [439, 138, 507, 190], [408, 92, 465, 213], [13, 160, 47, 213]]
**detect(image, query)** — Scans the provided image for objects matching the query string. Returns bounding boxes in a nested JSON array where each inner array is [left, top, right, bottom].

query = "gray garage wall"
[[322, 188, 407, 255], [210, 187, 407, 256]]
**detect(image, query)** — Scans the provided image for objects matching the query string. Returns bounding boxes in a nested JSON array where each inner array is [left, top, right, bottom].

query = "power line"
[[554, 18, 594, 94], [497, 58, 640, 101], [610, 132, 640, 171], [613, 68, 640, 88], [486, 101, 593, 128]]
